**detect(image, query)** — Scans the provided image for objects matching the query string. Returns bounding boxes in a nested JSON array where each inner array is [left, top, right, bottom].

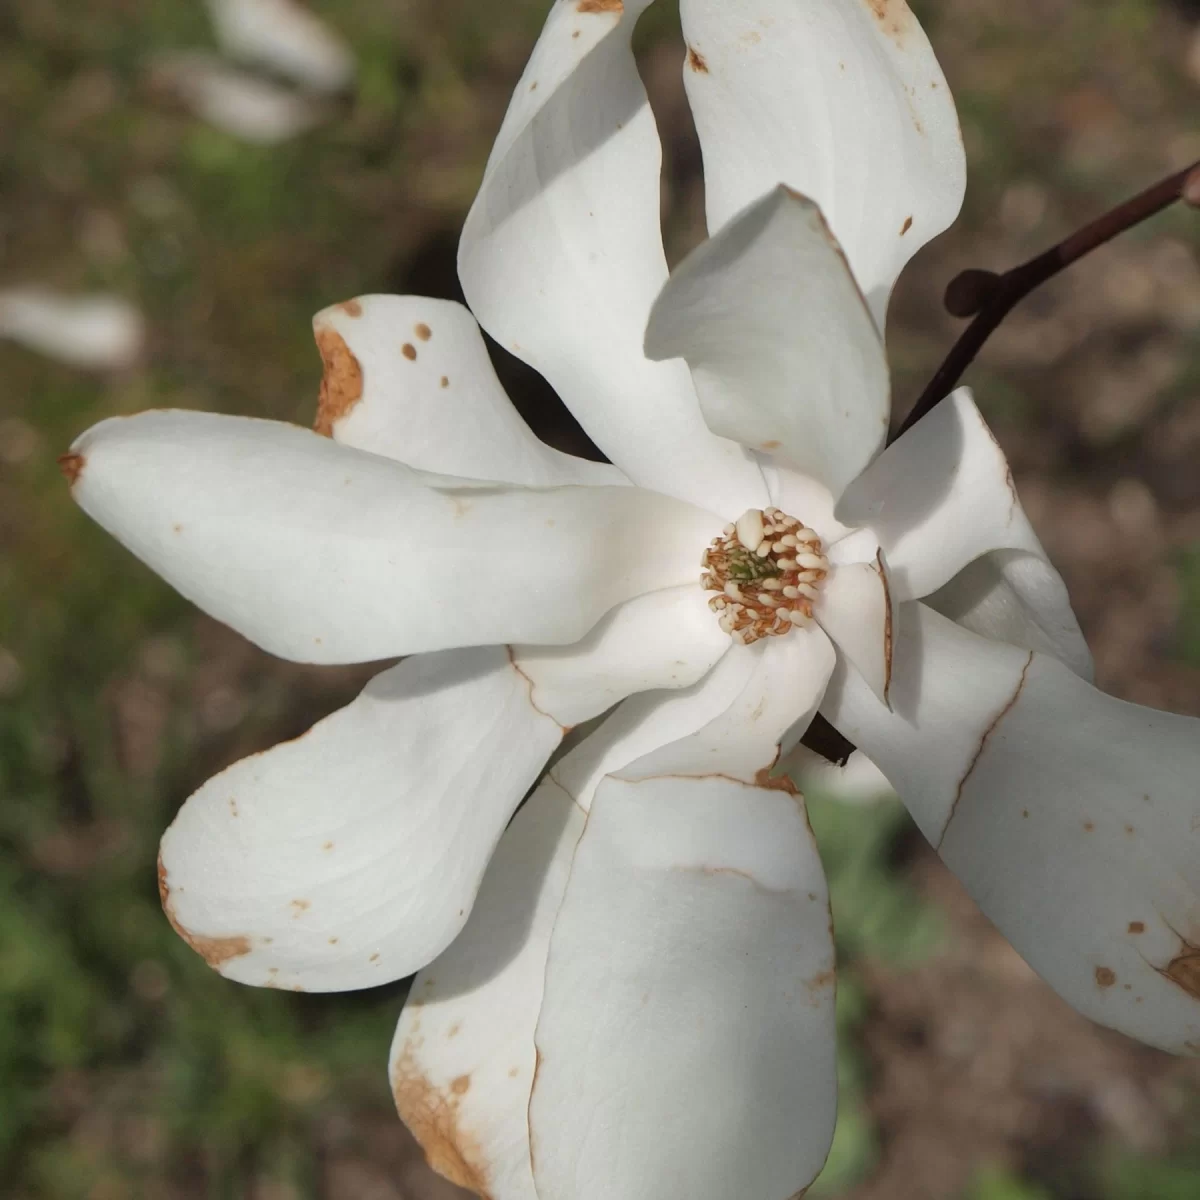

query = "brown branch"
[[892, 160, 1200, 444]]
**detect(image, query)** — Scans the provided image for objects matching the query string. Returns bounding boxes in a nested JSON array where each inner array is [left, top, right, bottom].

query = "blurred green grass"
[[2, 0, 1200, 1196]]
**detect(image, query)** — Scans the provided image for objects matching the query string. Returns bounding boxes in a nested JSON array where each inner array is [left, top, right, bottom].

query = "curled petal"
[[312, 295, 621, 487], [815, 548, 896, 707], [646, 186, 889, 499], [838, 389, 1090, 676], [67, 410, 715, 663], [825, 602, 1200, 1055], [680, 0, 965, 326], [459, 0, 766, 514], [515, 585, 730, 729]]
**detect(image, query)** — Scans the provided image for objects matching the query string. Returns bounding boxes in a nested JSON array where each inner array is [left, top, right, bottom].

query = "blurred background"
[[1, 0, 1199, 1197]]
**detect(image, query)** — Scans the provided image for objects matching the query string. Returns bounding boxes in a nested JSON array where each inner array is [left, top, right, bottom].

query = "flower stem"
[[892, 159, 1200, 444]]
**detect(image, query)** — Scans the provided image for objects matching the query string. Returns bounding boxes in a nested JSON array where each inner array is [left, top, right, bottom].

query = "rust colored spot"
[[572, 29, 580, 37], [157, 851, 252, 969], [228, 798, 239, 817], [900, 215, 913, 236], [687, 45, 709, 73], [338, 298, 363, 317], [440, 375, 449, 388], [530, 80, 538, 91], [392, 1049, 493, 1198], [414, 322, 432, 341], [753, 766, 798, 795], [761, 439, 781, 450], [1129, 921, 1145, 934], [577, 0, 622, 11], [322, 840, 334, 851], [328, 937, 339, 945], [1095, 966, 1117, 988], [290, 898, 311, 916], [1083, 820, 1095, 833], [806, 969, 836, 992], [57, 452, 85, 484], [1021, 808, 1030, 819], [313, 327, 363, 437], [402, 342, 417, 361], [1124, 824, 1135, 835], [172, 523, 183, 534], [370, 953, 381, 963], [448, 1022, 462, 1039], [1161, 946, 1200, 999]]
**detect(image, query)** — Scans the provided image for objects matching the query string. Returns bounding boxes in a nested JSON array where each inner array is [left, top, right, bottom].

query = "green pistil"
[[725, 548, 781, 584]]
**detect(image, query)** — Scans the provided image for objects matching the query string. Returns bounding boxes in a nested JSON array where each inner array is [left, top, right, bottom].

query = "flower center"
[[701, 508, 829, 645]]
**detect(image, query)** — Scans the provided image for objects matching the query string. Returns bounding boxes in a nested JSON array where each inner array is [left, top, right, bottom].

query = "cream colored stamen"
[[700, 507, 829, 645]]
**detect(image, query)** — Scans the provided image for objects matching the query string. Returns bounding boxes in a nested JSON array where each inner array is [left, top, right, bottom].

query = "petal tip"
[[57, 451, 86, 486], [157, 848, 253, 972]]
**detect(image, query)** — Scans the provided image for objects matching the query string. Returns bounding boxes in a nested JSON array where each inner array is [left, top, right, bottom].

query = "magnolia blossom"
[[63, 2, 1200, 1198]]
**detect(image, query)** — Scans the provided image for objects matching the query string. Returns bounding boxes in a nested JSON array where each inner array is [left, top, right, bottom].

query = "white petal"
[[837, 389, 1090, 675], [67, 410, 716, 663], [925, 550, 1092, 680], [0, 288, 144, 370], [390, 780, 583, 1200], [149, 52, 328, 144], [761, 460, 854, 545], [680, 0, 965, 327], [530, 774, 837, 1200], [824, 601, 1200, 1055], [158, 647, 562, 992], [815, 548, 895, 707], [514, 585, 730, 729], [206, 0, 355, 93], [458, 0, 766, 515], [645, 186, 889, 499], [554, 626, 834, 811], [311, 295, 621, 487]]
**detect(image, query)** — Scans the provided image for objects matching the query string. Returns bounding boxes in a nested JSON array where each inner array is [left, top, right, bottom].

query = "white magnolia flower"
[[63, 2, 1200, 1198]]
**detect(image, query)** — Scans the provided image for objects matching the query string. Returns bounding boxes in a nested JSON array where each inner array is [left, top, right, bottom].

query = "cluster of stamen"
[[701, 508, 829, 645]]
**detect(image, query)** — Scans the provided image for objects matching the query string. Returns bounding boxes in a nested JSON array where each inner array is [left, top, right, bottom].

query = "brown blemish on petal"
[[1160, 944, 1200, 1000], [392, 1048, 493, 1198], [576, 0, 622, 11], [753, 766, 798, 795], [313, 326, 364, 437], [1095, 966, 1117, 988], [157, 851, 252, 969], [228, 798, 238, 817], [1082, 820, 1095, 833], [290, 898, 311, 916], [761, 439, 781, 450], [440, 375, 449, 388], [686, 45, 709, 72], [900, 215, 913, 236], [370, 953, 381, 963], [415, 323, 432, 341], [322, 840, 334, 851], [338, 298, 363, 317], [58, 452, 86, 485], [402, 342, 418, 361], [940, 652, 1034, 847], [448, 1022, 462, 1039], [507, 646, 570, 735], [1129, 921, 1145, 934]]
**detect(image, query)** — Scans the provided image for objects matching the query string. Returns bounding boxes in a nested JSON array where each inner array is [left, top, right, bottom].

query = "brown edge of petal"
[[938, 651, 1034, 849], [157, 850, 252, 969], [58, 452, 86, 485], [391, 1044, 495, 1199], [312, 323, 364, 438], [875, 549, 894, 706], [577, 0, 622, 11], [686, 44, 709, 72]]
